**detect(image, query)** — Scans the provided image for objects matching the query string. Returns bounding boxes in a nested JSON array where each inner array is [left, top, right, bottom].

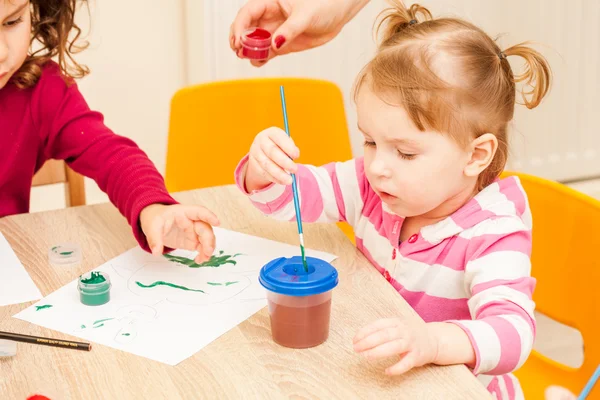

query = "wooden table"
[[0, 186, 490, 399]]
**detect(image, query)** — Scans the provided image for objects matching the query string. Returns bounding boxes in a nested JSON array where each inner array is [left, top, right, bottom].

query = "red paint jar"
[[241, 27, 271, 60]]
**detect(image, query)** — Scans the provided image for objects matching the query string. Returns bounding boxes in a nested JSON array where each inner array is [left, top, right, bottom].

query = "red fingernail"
[[274, 35, 286, 49]]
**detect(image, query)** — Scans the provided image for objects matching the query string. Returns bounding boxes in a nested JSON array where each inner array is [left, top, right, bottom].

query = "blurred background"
[[30, 0, 600, 211]]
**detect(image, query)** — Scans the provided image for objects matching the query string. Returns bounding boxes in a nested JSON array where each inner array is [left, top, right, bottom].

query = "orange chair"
[[501, 171, 600, 399], [165, 78, 355, 241]]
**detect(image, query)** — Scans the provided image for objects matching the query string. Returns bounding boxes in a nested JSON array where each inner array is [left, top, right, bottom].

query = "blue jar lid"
[[259, 256, 339, 297]]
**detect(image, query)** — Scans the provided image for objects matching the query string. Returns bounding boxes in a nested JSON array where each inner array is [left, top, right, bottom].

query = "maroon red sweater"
[[0, 62, 177, 250]]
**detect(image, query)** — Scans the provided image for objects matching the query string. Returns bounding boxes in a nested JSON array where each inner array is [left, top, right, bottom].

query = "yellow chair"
[[500, 171, 600, 399], [165, 78, 355, 241]]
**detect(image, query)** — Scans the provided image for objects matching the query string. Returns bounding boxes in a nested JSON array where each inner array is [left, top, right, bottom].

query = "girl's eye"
[[4, 17, 23, 27], [363, 140, 376, 147], [398, 151, 416, 160]]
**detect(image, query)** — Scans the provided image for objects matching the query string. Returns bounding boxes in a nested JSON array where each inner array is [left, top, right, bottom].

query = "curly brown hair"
[[11, 0, 90, 88]]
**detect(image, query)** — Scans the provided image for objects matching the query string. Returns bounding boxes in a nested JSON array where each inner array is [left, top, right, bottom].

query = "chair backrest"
[[165, 78, 353, 192], [32, 160, 86, 207], [501, 171, 600, 399]]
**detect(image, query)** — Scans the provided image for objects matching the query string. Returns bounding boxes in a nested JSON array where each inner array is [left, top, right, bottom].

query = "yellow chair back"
[[166, 78, 355, 241], [501, 171, 600, 399]]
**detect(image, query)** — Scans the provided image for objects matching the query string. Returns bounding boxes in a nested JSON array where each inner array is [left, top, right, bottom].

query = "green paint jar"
[[78, 271, 111, 306]]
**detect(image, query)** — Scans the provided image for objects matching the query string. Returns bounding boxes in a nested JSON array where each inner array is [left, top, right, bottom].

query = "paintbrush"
[[578, 364, 600, 399], [0, 330, 92, 351], [279, 85, 308, 272]]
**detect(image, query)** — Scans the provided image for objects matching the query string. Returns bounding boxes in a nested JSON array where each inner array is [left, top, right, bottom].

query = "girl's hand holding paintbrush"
[[244, 127, 301, 192]]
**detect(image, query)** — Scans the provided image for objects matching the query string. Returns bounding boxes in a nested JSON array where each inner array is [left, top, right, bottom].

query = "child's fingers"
[[267, 128, 300, 159], [194, 222, 216, 262], [254, 152, 293, 185], [193, 245, 207, 264], [260, 138, 298, 173], [359, 339, 408, 360], [146, 219, 165, 256], [250, 155, 281, 185], [386, 353, 417, 376], [353, 326, 403, 353], [353, 318, 401, 344], [175, 214, 193, 230], [185, 206, 220, 226]]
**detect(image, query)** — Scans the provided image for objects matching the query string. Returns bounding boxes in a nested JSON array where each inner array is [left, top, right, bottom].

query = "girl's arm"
[[35, 63, 177, 251], [353, 218, 534, 377], [236, 154, 366, 226], [447, 219, 536, 375], [234, 127, 367, 226]]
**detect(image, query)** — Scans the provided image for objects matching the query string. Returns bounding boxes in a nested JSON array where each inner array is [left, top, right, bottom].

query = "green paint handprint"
[[163, 250, 242, 268]]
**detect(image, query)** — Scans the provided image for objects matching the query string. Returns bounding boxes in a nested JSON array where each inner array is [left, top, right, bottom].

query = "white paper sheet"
[[14, 227, 337, 365], [0, 232, 42, 306]]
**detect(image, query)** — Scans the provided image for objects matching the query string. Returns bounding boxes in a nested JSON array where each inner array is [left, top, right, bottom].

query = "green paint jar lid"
[[78, 271, 111, 306], [49, 243, 82, 267]]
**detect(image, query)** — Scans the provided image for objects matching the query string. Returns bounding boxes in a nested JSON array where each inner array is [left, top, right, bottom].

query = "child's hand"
[[245, 127, 300, 192], [139, 204, 220, 263], [353, 318, 440, 375]]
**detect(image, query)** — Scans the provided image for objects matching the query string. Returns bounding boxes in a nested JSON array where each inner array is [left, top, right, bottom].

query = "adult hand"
[[230, 0, 370, 66]]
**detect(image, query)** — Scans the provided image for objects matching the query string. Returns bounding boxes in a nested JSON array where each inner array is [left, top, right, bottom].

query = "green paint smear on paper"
[[163, 250, 242, 269], [207, 281, 239, 286], [121, 333, 131, 336], [135, 280, 205, 293], [81, 271, 106, 284], [80, 318, 114, 329], [35, 304, 53, 311], [92, 318, 114, 328]]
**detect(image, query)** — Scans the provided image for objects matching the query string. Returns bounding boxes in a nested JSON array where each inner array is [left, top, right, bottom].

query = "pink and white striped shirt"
[[235, 155, 535, 400]]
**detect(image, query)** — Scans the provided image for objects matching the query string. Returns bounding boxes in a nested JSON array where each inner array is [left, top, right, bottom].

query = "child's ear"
[[464, 133, 498, 177]]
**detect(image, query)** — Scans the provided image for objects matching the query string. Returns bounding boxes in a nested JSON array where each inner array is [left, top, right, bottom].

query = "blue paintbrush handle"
[[578, 364, 600, 400], [280, 86, 304, 235]]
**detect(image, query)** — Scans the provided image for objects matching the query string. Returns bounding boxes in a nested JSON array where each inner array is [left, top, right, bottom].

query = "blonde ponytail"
[[503, 42, 552, 109], [376, 1, 433, 44]]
